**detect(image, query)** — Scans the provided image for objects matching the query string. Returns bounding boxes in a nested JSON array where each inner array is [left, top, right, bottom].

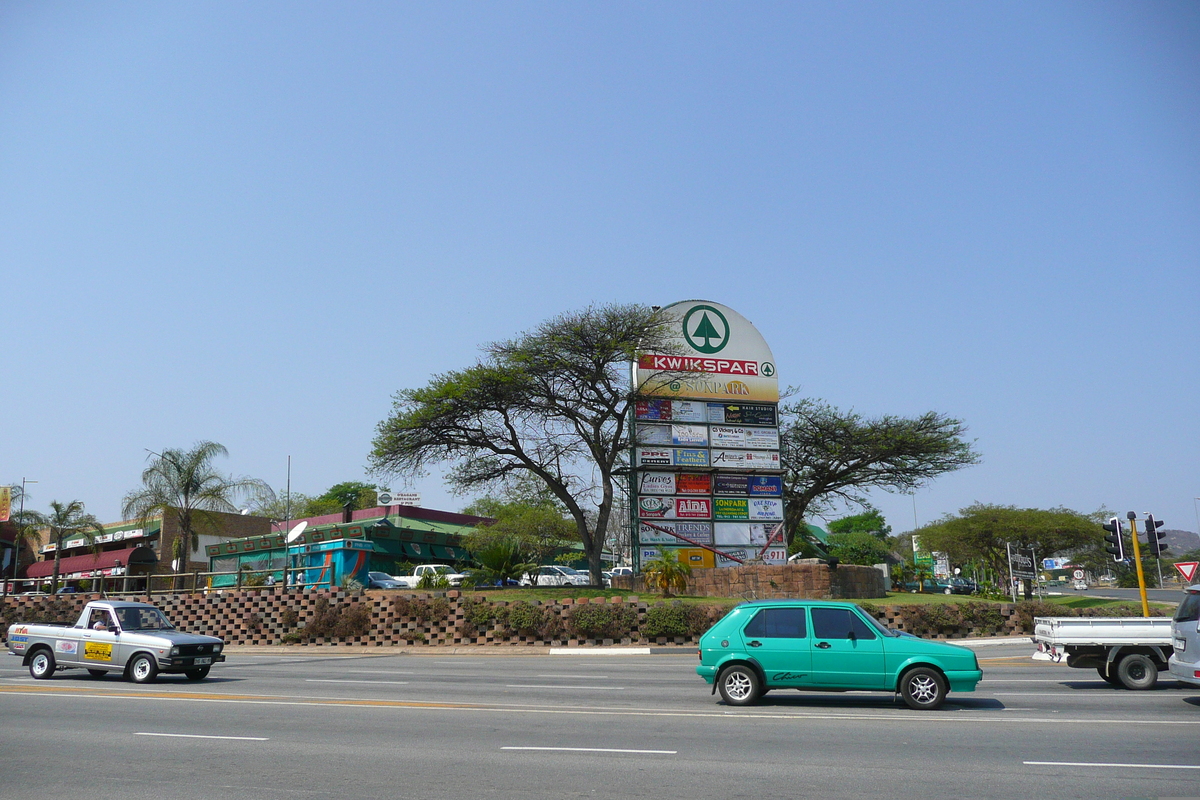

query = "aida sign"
[[636, 301, 779, 403]]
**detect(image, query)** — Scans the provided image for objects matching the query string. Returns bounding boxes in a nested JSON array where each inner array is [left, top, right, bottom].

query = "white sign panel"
[[639, 472, 676, 495], [748, 498, 783, 521], [714, 523, 770, 546], [744, 428, 780, 449], [636, 448, 674, 466], [636, 424, 673, 445], [709, 425, 747, 448], [710, 450, 781, 470], [761, 547, 787, 565], [671, 400, 708, 422], [715, 548, 751, 568], [639, 521, 713, 545], [671, 424, 709, 446]]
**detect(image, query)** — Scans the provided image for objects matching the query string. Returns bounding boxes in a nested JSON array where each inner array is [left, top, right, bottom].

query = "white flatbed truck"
[[1032, 616, 1174, 689]]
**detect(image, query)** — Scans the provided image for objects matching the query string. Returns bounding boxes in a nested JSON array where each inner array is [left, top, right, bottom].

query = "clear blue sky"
[[3, 2, 1197, 537]]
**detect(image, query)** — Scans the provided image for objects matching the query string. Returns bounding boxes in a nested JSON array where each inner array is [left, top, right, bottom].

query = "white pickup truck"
[[1032, 616, 1175, 689], [6, 599, 225, 683], [391, 564, 466, 588]]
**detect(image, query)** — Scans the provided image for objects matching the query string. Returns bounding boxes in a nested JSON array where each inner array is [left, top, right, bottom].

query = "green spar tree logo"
[[682, 305, 730, 354]]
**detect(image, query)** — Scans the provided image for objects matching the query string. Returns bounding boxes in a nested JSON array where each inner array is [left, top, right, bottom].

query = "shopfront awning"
[[23, 546, 158, 578]]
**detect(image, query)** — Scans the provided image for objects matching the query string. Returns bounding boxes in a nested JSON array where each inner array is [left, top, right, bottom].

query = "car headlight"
[[170, 646, 180, 656], [213, 644, 222, 653]]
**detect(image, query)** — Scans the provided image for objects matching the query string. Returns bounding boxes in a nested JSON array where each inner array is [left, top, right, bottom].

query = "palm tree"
[[3, 507, 46, 597], [121, 442, 269, 581], [642, 550, 692, 597], [45, 500, 105, 593]]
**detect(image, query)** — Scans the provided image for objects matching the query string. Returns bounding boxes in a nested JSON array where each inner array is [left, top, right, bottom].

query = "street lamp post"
[[3, 478, 37, 598]]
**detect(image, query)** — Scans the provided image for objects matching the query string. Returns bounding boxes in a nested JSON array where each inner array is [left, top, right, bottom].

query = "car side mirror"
[[847, 630, 856, 640]]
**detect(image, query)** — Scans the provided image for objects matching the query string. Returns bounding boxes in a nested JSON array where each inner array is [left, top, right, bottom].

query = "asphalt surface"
[[2, 641, 1198, 800]]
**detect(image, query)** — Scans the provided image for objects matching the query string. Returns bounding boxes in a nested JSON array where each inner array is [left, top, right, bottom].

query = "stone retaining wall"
[[0, 591, 1158, 648]]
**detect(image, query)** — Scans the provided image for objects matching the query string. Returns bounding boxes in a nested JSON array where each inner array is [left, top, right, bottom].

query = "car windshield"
[[115, 607, 176, 631], [859, 610, 901, 638], [430, 566, 453, 574], [558, 567, 581, 575], [368, 572, 392, 581]]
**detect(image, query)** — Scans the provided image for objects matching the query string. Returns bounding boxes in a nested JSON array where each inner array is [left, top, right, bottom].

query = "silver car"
[[1167, 584, 1200, 687]]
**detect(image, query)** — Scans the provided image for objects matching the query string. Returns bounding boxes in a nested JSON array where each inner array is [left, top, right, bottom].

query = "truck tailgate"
[[1032, 617, 1173, 647]]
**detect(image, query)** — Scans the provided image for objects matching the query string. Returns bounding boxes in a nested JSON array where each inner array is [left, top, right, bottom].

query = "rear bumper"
[[1168, 655, 1200, 687], [696, 665, 717, 685]]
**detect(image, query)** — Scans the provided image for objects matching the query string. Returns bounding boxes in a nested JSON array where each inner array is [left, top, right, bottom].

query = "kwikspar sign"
[[636, 301, 778, 403]]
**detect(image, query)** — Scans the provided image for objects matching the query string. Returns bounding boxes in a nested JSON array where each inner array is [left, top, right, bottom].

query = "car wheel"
[[1096, 666, 1122, 686], [29, 649, 56, 680], [944, 587, 952, 595], [184, 667, 210, 681], [128, 653, 159, 684], [900, 667, 947, 710], [1116, 653, 1157, 690], [717, 665, 761, 706], [87, 669, 107, 678]]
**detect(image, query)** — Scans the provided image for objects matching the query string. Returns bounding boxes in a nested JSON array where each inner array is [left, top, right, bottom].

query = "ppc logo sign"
[[682, 305, 730, 354]]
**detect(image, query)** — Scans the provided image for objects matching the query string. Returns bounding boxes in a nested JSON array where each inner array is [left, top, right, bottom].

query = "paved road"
[[2, 644, 1198, 800], [1082, 586, 1190, 605]]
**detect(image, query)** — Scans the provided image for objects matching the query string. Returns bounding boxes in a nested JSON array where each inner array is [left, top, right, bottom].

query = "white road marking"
[[536, 674, 610, 679], [503, 746, 676, 754], [548, 648, 652, 656], [1025, 761, 1200, 770], [343, 670, 416, 675], [135, 732, 269, 741], [506, 685, 624, 690], [305, 679, 410, 685]]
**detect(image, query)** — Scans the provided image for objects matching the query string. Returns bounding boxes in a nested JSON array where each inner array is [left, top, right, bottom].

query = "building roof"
[[24, 545, 158, 578]]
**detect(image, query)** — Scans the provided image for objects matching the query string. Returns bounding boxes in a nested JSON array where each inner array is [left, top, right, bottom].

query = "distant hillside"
[[1161, 529, 1200, 556]]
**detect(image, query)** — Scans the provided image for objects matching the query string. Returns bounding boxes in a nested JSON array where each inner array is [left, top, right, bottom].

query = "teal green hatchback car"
[[696, 600, 982, 709]]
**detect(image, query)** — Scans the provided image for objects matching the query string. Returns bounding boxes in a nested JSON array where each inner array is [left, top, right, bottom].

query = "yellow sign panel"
[[0, 486, 10, 523], [676, 548, 715, 569], [84, 641, 112, 661]]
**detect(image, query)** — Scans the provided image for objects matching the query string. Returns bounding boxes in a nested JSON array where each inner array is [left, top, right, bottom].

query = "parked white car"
[[520, 565, 589, 587]]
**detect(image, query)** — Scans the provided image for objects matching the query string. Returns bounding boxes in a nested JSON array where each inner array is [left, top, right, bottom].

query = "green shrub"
[[506, 602, 549, 636], [642, 604, 689, 638], [568, 604, 636, 640], [958, 601, 1005, 634]]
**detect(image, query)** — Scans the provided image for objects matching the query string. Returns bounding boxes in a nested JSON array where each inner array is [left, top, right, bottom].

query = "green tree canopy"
[[826, 531, 893, 566], [369, 304, 684, 585], [826, 506, 892, 540], [300, 481, 381, 518], [122, 441, 270, 573], [779, 397, 980, 547], [462, 486, 580, 581], [915, 504, 1101, 582]]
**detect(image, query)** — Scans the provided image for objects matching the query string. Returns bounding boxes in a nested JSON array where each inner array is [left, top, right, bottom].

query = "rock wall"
[[612, 560, 888, 600]]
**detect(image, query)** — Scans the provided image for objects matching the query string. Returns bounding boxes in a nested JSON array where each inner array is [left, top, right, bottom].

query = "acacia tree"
[[916, 504, 1102, 596], [779, 398, 980, 547], [122, 442, 269, 577], [370, 304, 685, 585], [45, 500, 105, 594]]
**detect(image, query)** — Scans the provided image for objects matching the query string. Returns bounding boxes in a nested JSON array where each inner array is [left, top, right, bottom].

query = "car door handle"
[[747, 640, 762, 647], [815, 641, 831, 649]]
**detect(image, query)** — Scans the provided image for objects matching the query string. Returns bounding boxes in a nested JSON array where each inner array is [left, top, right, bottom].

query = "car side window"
[[811, 607, 876, 640], [743, 608, 807, 639]]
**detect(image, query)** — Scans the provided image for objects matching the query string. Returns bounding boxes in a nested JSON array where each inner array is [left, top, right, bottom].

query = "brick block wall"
[[612, 560, 888, 600]]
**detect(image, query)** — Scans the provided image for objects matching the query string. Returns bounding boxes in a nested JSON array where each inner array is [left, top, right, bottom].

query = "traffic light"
[[1145, 514, 1167, 557], [1102, 517, 1125, 562]]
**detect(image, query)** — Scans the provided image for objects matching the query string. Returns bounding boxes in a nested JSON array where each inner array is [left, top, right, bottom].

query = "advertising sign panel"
[[714, 474, 749, 495], [710, 450, 780, 470], [671, 424, 709, 447], [675, 474, 711, 494], [639, 521, 713, 545], [638, 497, 711, 520], [636, 448, 673, 467], [707, 403, 777, 425], [714, 498, 749, 520], [635, 400, 671, 420], [710, 425, 747, 448], [671, 400, 708, 422], [744, 428, 780, 449], [640, 547, 661, 563], [634, 301, 779, 403], [747, 476, 783, 496], [1009, 546, 1037, 580], [673, 448, 709, 468], [748, 498, 783, 521], [639, 472, 675, 495], [715, 548, 751, 568], [677, 548, 716, 569], [636, 424, 673, 445], [714, 523, 770, 546], [0, 487, 9, 523]]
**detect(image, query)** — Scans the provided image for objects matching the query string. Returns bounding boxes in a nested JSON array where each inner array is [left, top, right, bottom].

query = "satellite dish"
[[285, 521, 308, 543], [239, 508, 250, 516]]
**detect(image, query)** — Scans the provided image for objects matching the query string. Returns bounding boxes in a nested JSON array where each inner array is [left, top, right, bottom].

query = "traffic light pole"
[[1127, 515, 1150, 617]]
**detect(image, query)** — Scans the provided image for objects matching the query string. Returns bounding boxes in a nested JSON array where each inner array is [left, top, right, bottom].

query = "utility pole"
[[1127, 511, 1150, 617]]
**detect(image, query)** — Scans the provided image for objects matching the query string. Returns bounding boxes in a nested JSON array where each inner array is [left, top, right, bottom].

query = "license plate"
[[1175, 638, 1186, 652], [194, 657, 212, 665]]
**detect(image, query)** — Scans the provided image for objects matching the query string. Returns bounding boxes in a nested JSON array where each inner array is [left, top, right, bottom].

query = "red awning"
[[23, 546, 157, 579]]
